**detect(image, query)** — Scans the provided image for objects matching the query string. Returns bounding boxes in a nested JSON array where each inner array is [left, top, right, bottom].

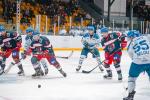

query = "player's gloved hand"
[[118, 34, 126, 41], [47, 47, 55, 56], [17, 42, 22, 48], [90, 49, 95, 54], [82, 41, 88, 48], [25, 49, 32, 56], [89, 47, 96, 54], [21, 52, 26, 59]]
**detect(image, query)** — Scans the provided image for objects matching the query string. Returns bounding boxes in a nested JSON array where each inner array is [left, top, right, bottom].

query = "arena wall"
[[21, 35, 103, 51], [21, 35, 126, 51]]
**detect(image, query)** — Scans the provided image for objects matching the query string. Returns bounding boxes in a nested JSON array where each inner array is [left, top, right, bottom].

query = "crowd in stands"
[[1, 0, 93, 34], [2, 0, 88, 25], [126, 0, 150, 21], [2, 0, 16, 23]]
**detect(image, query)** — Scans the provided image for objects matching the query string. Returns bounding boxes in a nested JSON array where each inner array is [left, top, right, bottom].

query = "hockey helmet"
[[126, 30, 141, 38], [26, 27, 34, 33], [101, 27, 108, 33], [32, 30, 40, 36], [0, 25, 5, 32], [87, 26, 95, 31]]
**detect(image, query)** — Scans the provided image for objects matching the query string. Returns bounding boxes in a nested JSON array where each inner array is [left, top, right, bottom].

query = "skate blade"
[[103, 77, 112, 80], [18, 73, 25, 76]]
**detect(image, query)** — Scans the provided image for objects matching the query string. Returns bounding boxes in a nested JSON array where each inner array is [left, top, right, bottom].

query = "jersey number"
[[133, 40, 149, 53]]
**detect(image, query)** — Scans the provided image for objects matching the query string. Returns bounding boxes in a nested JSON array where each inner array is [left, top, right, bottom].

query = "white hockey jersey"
[[127, 35, 150, 64]]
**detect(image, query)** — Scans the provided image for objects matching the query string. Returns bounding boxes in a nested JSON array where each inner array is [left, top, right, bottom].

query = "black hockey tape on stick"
[[56, 50, 74, 59]]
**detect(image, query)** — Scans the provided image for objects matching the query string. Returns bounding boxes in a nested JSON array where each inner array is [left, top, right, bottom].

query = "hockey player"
[[123, 30, 150, 100], [100, 27, 127, 80], [21, 27, 49, 75], [76, 26, 104, 72], [30, 31, 67, 77], [0, 25, 24, 75]]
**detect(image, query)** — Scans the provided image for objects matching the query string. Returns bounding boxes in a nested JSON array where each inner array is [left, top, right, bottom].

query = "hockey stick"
[[82, 60, 105, 73], [81, 48, 104, 73], [82, 48, 122, 74], [56, 50, 74, 59], [4, 58, 23, 74]]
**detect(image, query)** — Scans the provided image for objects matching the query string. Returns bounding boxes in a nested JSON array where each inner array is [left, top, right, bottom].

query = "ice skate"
[[118, 73, 123, 81], [44, 68, 49, 75], [103, 71, 112, 79], [59, 68, 67, 77], [123, 91, 136, 100], [17, 70, 25, 76], [99, 66, 104, 72], [76, 65, 81, 72]]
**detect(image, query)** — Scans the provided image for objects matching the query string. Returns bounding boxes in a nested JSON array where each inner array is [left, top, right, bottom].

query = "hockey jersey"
[[0, 31, 22, 51], [82, 32, 100, 49], [24, 35, 33, 51], [101, 32, 126, 54], [127, 35, 150, 64], [30, 36, 52, 54]]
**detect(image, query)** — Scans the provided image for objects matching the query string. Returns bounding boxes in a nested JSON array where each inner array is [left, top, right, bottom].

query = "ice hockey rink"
[[0, 51, 149, 100]]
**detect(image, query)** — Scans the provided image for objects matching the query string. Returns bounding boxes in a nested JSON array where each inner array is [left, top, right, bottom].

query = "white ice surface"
[[0, 51, 149, 100]]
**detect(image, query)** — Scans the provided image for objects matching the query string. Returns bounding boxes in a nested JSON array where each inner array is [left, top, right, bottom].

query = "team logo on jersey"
[[108, 44, 115, 52]]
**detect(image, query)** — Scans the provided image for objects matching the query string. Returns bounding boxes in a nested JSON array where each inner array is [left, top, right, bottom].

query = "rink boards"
[[21, 35, 126, 51]]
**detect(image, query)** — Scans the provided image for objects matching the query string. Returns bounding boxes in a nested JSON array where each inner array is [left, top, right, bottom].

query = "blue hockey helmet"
[[32, 31, 40, 40], [126, 30, 141, 38], [0, 25, 5, 32], [87, 26, 95, 31], [101, 27, 108, 33], [26, 27, 34, 33], [32, 30, 40, 36]]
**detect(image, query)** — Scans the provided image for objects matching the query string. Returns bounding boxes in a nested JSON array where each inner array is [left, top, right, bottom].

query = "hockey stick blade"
[[82, 70, 92, 73], [82, 65, 98, 74], [56, 50, 73, 59], [56, 56, 69, 59]]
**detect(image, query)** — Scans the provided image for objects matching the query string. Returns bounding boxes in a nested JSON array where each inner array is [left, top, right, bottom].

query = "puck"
[[38, 84, 41, 88]]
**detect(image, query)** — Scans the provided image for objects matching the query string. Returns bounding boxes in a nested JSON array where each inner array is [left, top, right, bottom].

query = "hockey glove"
[[21, 52, 26, 59]]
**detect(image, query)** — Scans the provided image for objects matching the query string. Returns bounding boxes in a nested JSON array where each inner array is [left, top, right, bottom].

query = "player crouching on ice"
[[0, 25, 24, 75], [21, 27, 49, 75], [29, 31, 67, 77], [76, 26, 104, 72], [123, 30, 150, 100], [100, 27, 127, 80]]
